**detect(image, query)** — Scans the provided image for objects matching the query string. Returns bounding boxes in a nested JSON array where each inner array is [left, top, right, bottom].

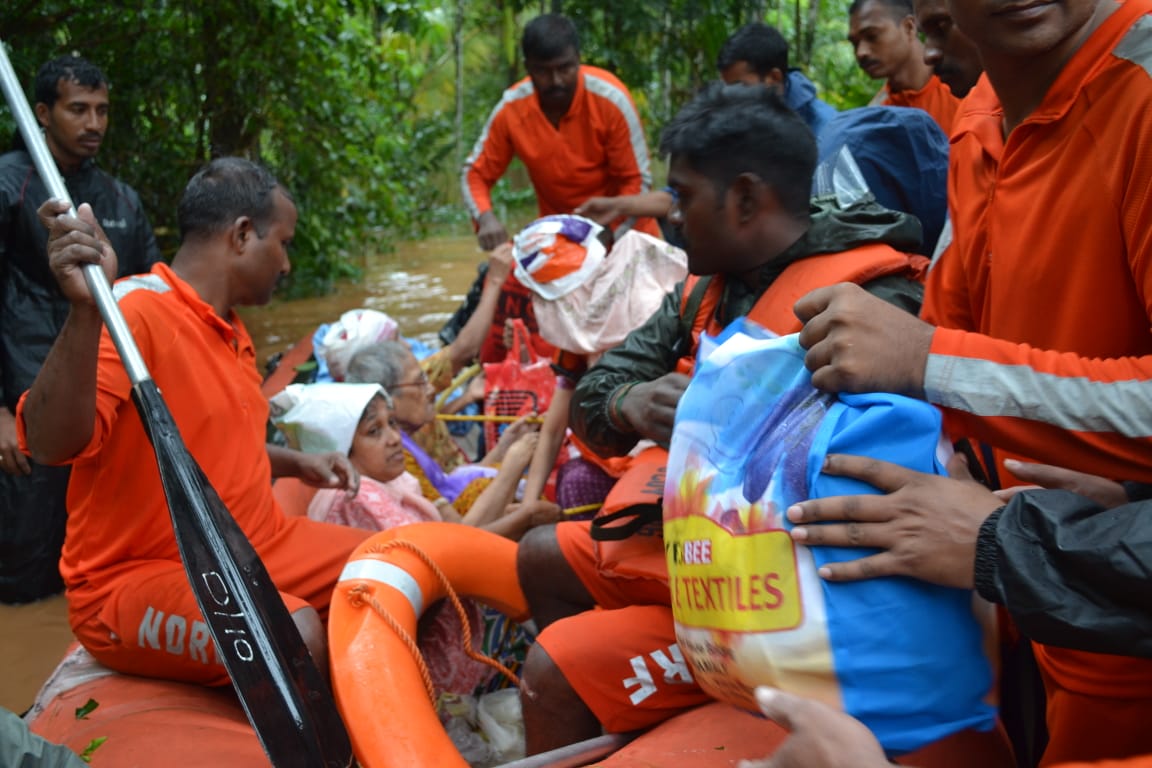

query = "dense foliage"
[[1, 0, 874, 297]]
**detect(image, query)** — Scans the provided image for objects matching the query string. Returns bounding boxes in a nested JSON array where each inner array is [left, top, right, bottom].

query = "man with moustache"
[[0, 54, 160, 604], [913, 0, 984, 97], [19, 158, 369, 685], [849, 0, 960, 131]]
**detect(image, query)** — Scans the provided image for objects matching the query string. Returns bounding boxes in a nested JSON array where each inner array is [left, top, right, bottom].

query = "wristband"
[[608, 382, 638, 433]]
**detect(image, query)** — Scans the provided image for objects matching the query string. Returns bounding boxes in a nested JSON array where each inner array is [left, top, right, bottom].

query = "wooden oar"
[[0, 42, 351, 768]]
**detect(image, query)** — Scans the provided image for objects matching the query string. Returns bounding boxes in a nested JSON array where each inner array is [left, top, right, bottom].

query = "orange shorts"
[[535, 603, 709, 732], [538, 521, 708, 732], [73, 516, 371, 686], [555, 519, 670, 607]]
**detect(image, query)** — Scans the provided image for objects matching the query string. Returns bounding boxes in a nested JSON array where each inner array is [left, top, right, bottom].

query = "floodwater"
[[240, 233, 487, 370], [0, 234, 489, 715]]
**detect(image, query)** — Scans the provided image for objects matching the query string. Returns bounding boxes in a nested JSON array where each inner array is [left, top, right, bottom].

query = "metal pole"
[[496, 733, 636, 768]]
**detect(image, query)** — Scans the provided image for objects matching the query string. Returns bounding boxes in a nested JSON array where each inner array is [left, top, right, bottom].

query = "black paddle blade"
[[131, 380, 353, 767]]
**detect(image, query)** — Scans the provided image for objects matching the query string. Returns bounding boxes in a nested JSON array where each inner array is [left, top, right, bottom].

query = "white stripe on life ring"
[[339, 559, 424, 617]]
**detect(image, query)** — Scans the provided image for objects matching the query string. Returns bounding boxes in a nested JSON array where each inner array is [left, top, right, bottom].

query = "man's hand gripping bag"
[[663, 324, 996, 755]]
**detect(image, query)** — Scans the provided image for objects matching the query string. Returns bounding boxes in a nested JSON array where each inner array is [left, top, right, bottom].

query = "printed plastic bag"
[[482, 319, 555, 449], [512, 214, 606, 300], [515, 217, 688, 358], [664, 322, 996, 755]]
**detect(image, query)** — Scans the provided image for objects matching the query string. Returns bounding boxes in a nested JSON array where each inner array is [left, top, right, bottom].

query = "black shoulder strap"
[[676, 275, 714, 354], [590, 504, 664, 541]]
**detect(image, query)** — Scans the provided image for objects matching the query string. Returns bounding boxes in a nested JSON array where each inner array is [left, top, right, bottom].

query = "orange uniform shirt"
[[919, 1, 1152, 763], [462, 64, 659, 238], [922, 15, 1152, 485], [17, 263, 286, 630], [884, 74, 960, 135]]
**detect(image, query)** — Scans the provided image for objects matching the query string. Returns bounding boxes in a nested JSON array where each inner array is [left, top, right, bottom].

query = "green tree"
[[1, 0, 881, 299], [1, 1, 447, 297]]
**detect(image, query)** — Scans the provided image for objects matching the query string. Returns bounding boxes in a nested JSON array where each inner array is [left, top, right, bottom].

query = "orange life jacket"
[[596, 242, 928, 541], [675, 243, 928, 374]]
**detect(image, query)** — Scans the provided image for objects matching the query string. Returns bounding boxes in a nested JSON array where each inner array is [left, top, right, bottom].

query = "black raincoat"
[[0, 150, 160, 603]]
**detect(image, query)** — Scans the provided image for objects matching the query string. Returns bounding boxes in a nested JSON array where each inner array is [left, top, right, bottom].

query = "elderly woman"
[[347, 341, 559, 526], [318, 244, 523, 469]]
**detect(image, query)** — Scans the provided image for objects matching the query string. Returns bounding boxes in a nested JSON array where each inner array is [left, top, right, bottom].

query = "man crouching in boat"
[[515, 82, 927, 753], [16, 158, 372, 685]]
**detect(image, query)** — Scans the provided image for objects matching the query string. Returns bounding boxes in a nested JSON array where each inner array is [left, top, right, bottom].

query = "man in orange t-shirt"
[[793, 0, 1152, 762], [849, 0, 960, 133], [461, 13, 659, 251], [461, 13, 659, 363], [18, 158, 371, 686]]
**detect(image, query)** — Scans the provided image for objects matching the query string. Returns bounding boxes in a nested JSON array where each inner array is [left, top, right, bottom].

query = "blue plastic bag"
[[664, 322, 995, 755]]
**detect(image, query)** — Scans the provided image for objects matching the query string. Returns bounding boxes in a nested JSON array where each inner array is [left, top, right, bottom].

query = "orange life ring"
[[328, 522, 529, 768]]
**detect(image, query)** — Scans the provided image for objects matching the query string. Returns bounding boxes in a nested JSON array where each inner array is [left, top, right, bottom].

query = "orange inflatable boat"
[[25, 515, 1017, 768]]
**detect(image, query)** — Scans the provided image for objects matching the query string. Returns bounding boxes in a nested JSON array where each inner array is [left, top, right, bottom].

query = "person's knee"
[[517, 523, 561, 583], [521, 640, 602, 752], [521, 642, 585, 719], [522, 641, 562, 690], [291, 606, 328, 680], [517, 523, 595, 629]]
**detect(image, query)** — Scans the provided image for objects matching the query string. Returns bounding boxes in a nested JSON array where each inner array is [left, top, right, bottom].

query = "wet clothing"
[[977, 490, 1152, 765], [817, 106, 950, 256], [922, 39, 1152, 485], [70, 515, 367, 686], [921, 1, 1152, 763], [0, 152, 160, 604], [784, 69, 837, 139], [882, 74, 960, 134], [976, 491, 1152, 661], [461, 64, 659, 239], [15, 263, 369, 684], [0, 706, 86, 767]]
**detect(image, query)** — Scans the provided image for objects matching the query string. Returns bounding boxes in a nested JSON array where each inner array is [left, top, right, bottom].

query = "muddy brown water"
[[240, 233, 487, 370], [0, 234, 489, 715]]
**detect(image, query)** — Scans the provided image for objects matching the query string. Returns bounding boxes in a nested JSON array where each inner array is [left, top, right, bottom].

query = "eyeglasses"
[[390, 371, 431, 391]]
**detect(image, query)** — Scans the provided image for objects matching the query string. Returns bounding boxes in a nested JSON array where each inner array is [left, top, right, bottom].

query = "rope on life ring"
[[345, 538, 522, 706], [328, 522, 530, 768]]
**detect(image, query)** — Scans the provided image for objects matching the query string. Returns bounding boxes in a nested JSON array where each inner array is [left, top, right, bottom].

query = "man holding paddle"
[[17, 157, 371, 687], [0, 54, 161, 605]]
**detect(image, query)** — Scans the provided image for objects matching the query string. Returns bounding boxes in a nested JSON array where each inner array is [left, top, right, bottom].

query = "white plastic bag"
[[440, 689, 525, 767], [530, 229, 688, 357]]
